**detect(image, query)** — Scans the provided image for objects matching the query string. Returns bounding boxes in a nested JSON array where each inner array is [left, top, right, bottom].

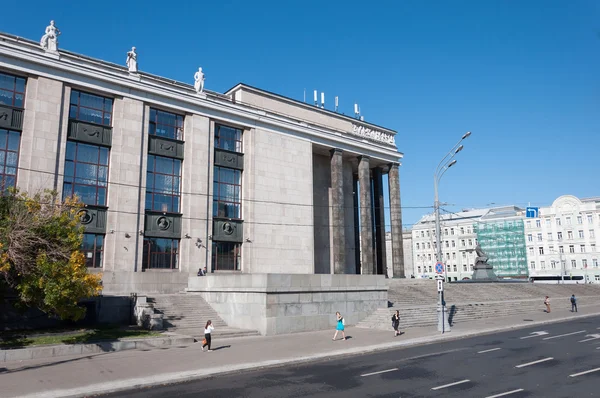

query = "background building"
[[412, 206, 527, 280], [386, 229, 413, 278], [473, 206, 528, 278], [525, 195, 600, 283]]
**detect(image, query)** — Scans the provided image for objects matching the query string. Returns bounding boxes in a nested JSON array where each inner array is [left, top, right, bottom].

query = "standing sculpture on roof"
[[126, 47, 138, 73], [40, 20, 60, 52], [194, 67, 205, 94]]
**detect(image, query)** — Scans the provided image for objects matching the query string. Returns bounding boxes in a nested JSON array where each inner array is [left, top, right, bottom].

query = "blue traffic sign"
[[435, 262, 444, 274], [526, 207, 539, 218]]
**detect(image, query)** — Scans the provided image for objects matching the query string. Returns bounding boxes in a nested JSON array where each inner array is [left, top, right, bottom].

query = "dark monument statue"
[[471, 243, 498, 281]]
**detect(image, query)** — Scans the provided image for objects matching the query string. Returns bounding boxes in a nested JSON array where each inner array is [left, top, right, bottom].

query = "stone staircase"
[[148, 293, 260, 339], [356, 280, 600, 331]]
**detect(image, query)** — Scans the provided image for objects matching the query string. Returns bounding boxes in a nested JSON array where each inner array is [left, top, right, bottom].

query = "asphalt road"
[[101, 316, 600, 398]]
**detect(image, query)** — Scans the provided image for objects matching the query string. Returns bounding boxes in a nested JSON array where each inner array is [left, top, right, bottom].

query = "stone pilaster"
[[358, 155, 374, 274], [352, 174, 361, 274], [388, 163, 405, 278], [330, 149, 345, 274], [373, 167, 387, 276]]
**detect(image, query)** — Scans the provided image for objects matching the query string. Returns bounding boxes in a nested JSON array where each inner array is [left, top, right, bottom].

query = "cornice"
[[0, 34, 402, 162]]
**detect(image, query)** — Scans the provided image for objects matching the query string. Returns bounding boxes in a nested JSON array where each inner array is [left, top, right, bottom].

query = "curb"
[[15, 311, 600, 398], [0, 334, 195, 363]]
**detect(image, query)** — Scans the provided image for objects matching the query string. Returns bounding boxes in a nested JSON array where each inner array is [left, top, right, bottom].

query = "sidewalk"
[[1, 305, 599, 398]]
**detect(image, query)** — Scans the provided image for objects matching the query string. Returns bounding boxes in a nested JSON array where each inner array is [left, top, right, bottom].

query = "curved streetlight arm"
[[435, 132, 471, 176], [435, 138, 464, 176], [437, 161, 456, 185]]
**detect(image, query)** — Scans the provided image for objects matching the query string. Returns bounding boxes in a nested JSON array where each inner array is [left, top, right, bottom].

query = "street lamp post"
[[434, 131, 471, 333]]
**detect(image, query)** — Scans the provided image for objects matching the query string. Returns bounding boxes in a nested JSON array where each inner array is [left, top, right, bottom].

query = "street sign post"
[[435, 262, 444, 274]]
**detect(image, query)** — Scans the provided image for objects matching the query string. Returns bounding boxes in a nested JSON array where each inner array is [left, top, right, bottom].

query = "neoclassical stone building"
[[0, 26, 404, 299]]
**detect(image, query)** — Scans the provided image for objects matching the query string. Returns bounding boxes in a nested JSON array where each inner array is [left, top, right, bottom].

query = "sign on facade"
[[526, 207, 539, 218]]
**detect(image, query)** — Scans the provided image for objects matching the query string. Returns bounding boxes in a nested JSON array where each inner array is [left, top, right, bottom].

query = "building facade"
[[386, 229, 413, 278], [0, 26, 405, 296], [525, 195, 600, 283], [412, 206, 527, 280]]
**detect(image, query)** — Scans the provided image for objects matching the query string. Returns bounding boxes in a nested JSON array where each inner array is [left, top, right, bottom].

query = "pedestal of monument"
[[471, 257, 499, 281]]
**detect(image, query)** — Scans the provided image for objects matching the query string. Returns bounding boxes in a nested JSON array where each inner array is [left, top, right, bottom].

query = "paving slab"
[[1, 305, 598, 398]]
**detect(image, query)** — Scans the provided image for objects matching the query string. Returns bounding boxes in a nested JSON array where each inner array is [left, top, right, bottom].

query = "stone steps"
[[148, 294, 259, 338], [357, 294, 600, 331]]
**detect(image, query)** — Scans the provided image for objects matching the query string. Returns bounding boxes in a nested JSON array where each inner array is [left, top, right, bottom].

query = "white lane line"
[[578, 334, 600, 343], [485, 389, 525, 398], [542, 330, 586, 340], [569, 368, 600, 377], [360, 368, 398, 377], [478, 348, 502, 354], [515, 357, 554, 368], [431, 379, 470, 390]]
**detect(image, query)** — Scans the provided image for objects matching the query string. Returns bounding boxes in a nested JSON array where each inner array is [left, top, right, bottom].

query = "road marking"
[[431, 379, 470, 390], [515, 357, 554, 368], [478, 348, 502, 354], [578, 334, 600, 343], [520, 331, 548, 339], [485, 389, 525, 398], [360, 368, 398, 377], [543, 330, 586, 340], [569, 368, 600, 377]]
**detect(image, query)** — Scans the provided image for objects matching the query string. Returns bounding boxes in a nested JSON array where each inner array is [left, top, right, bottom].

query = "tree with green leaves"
[[0, 189, 102, 321]]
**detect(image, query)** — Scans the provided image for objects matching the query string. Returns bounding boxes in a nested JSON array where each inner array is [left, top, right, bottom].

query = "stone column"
[[373, 167, 387, 276], [352, 174, 361, 274], [330, 149, 346, 274], [358, 156, 374, 274], [388, 163, 405, 278]]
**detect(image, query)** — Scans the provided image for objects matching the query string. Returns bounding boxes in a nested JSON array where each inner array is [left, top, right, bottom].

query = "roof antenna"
[[335, 96, 339, 112], [313, 90, 318, 106]]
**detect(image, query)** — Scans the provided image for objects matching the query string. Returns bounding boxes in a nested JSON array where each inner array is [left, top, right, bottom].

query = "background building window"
[[213, 166, 241, 219], [82, 233, 103, 268], [571, 259, 577, 268], [212, 242, 241, 271], [538, 247, 544, 255], [583, 259, 588, 268], [0, 129, 20, 191], [587, 214, 593, 223], [540, 261, 545, 269], [214, 124, 242, 153], [530, 261, 535, 269], [63, 142, 109, 205], [577, 216, 583, 224], [569, 245, 575, 253], [149, 108, 183, 141], [557, 232, 562, 240], [69, 90, 113, 126], [143, 238, 179, 269], [146, 155, 181, 212], [556, 218, 561, 226], [0, 72, 25, 107], [536, 220, 541, 228]]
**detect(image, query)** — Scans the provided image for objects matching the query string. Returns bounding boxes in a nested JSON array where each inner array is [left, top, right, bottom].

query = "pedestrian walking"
[[332, 312, 346, 341], [544, 296, 551, 313], [202, 320, 214, 352], [570, 294, 578, 312], [391, 310, 401, 337]]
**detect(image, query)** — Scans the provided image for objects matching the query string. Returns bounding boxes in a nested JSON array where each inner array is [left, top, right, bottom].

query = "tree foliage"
[[0, 189, 102, 321]]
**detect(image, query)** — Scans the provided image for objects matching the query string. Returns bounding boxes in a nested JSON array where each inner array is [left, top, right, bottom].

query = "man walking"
[[570, 294, 577, 312]]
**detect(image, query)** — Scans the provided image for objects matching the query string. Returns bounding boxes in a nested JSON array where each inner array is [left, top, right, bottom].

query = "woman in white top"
[[202, 320, 214, 352]]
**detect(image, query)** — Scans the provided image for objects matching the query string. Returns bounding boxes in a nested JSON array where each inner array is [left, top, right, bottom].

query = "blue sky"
[[2, 0, 599, 228]]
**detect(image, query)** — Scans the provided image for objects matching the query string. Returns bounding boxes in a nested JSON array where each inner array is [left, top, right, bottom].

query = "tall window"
[[569, 245, 575, 253], [571, 259, 577, 268], [0, 129, 20, 191], [536, 220, 541, 228], [557, 232, 563, 240], [143, 238, 179, 269], [63, 142, 109, 205], [559, 246, 564, 253], [577, 215, 583, 224], [537, 233, 542, 242], [0, 73, 25, 192], [0, 73, 25, 107], [556, 218, 561, 226], [538, 247, 544, 255], [215, 124, 242, 152], [588, 214, 593, 223], [149, 108, 184, 141], [69, 90, 113, 126], [583, 259, 588, 268], [212, 242, 241, 271], [578, 230, 584, 239], [530, 261, 536, 270], [567, 231, 573, 239], [580, 245, 586, 253], [590, 230, 595, 238], [213, 166, 242, 219], [145, 155, 181, 212], [82, 234, 103, 268], [545, 218, 551, 226]]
